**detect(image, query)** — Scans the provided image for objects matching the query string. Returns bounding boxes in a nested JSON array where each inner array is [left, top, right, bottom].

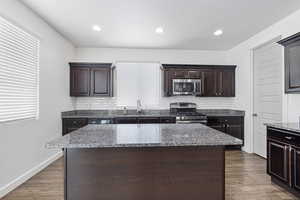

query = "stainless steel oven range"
[[170, 102, 207, 124]]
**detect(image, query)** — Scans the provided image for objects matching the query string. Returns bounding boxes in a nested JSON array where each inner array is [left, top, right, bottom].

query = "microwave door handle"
[[172, 81, 176, 95], [199, 81, 202, 95], [201, 80, 204, 95]]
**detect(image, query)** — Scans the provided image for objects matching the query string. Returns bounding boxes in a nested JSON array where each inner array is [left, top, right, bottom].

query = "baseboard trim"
[[0, 151, 63, 198]]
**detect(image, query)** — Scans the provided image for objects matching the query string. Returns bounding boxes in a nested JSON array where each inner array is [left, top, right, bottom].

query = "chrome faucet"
[[137, 99, 142, 114]]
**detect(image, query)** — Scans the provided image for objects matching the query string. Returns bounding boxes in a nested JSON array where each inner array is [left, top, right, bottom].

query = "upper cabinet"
[[216, 68, 236, 97], [162, 64, 236, 97], [278, 32, 300, 93], [70, 66, 90, 96], [69, 63, 114, 97]]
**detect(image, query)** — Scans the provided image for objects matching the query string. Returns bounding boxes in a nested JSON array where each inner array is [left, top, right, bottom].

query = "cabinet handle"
[[285, 136, 294, 140]]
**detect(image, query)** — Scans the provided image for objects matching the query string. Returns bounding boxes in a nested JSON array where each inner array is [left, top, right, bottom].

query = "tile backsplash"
[[73, 96, 237, 110]]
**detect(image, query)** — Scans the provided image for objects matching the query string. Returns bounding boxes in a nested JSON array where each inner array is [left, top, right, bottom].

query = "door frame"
[[250, 35, 287, 154]]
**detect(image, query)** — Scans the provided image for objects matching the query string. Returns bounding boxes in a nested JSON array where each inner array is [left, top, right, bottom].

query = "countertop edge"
[[61, 109, 246, 118], [265, 123, 300, 133]]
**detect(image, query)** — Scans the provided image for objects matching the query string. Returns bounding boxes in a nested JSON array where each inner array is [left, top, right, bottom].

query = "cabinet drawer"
[[64, 118, 88, 128], [207, 117, 223, 126], [115, 117, 138, 124], [221, 116, 242, 125], [267, 127, 300, 145], [88, 118, 114, 124], [138, 117, 160, 124], [160, 117, 176, 124]]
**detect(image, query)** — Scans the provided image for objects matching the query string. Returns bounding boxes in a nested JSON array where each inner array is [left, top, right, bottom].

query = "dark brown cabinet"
[[207, 116, 244, 147], [70, 67, 90, 96], [162, 64, 236, 97], [217, 69, 235, 97], [294, 148, 300, 191], [114, 116, 176, 124], [201, 69, 218, 97], [114, 117, 138, 124], [90, 67, 112, 96], [62, 116, 177, 135], [70, 63, 114, 97], [267, 140, 289, 183], [62, 118, 88, 135], [267, 126, 300, 197], [278, 32, 300, 93]]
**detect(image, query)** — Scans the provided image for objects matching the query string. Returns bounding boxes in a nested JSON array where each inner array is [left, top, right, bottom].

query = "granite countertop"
[[265, 123, 300, 133], [61, 109, 245, 118], [46, 124, 242, 149]]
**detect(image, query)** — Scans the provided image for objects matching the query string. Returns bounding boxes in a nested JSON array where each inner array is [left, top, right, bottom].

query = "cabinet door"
[[226, 124, 242, 139], [224, 117, 243, 140], [90, 68, 112, 96], [163, 70, 173, 96], [267, 140, 289, 183], [285, 41, 300, 93], [206, 117, 226, 132], [293, 149, 300, 190], [62, 118, 88, 135], [70, 67, 90, 96], [201, 70, 218, 97], [219, 70, 235, 97]]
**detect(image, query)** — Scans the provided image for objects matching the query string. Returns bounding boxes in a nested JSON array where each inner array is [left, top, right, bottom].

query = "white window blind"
[[0, 16, 39, 122]]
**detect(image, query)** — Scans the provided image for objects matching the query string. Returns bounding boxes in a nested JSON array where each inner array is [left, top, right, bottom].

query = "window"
[[0, 16, 40, 122]]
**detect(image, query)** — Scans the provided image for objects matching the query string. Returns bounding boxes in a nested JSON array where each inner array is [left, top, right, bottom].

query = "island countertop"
[[46, 123, 242, 148]]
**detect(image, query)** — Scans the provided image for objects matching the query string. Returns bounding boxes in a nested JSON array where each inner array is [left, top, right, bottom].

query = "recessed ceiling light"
[[155, 27, 164, 34], [214, 29, 223, 36], [92, 25, 101, 32]]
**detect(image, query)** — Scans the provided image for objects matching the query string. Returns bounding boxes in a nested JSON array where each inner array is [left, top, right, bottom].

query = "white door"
[[253, 39, 283, 158]]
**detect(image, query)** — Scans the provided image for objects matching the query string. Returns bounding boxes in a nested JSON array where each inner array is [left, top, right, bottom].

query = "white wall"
[[227, 9, 300, 153], [0, 0, 75, 197], [73, 48, 238, 110]]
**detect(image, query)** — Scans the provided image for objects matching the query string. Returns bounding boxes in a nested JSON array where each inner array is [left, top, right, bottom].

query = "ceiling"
[[21, 0, 300, 50]]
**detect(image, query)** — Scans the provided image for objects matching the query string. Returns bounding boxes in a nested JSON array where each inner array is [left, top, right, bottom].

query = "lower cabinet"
[[267, 140, 289, 183], [114, 117, 175, 124], [294, 149, 300, 191], [114, 117, 138, 124], [62, 118, 88, 135], [207, 116, 244, 146], [63, 117, 176, 135], [267, 127, 300, 196]]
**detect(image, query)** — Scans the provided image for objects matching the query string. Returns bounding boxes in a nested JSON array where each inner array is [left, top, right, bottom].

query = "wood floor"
[[1, 150, 298, 200]]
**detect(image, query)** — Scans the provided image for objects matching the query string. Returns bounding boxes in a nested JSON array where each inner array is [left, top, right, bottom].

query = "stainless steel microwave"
[[172, 79, 201, 96]]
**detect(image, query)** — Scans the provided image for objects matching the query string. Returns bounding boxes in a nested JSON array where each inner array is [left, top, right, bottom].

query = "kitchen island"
[[47, 123, 242, 200]]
